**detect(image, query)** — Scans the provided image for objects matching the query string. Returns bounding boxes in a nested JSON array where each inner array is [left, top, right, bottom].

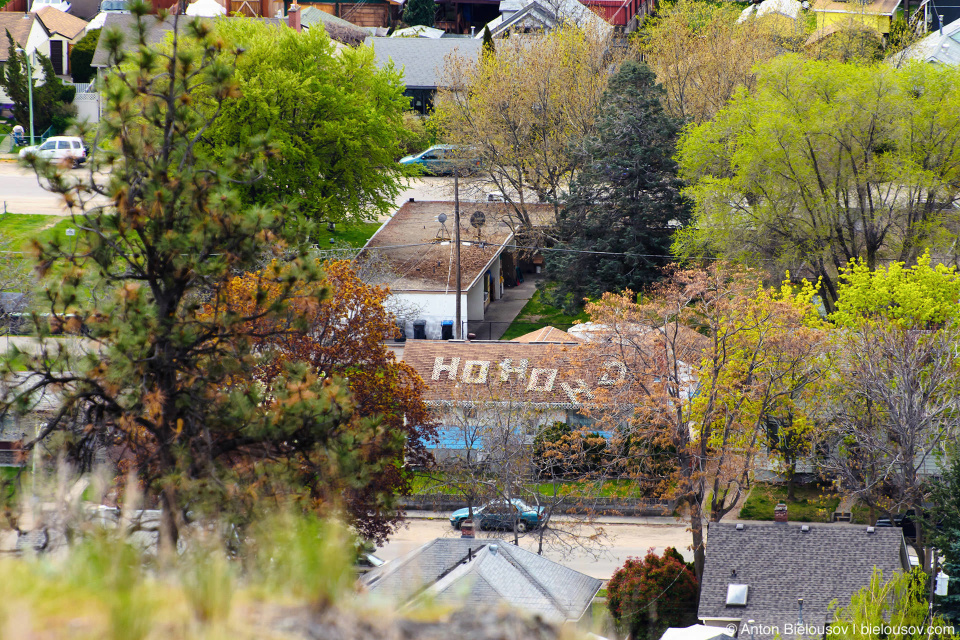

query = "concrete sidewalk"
[[469, 273, 541, 340]]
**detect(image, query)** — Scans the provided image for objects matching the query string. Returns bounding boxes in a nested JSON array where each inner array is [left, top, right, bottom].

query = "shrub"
[[70, 29, 101, 84], [607, 547, 699, 640]]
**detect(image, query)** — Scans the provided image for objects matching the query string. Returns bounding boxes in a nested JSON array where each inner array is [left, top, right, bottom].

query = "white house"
[[34, 6, 89, 77], [361, 199, 554, 340]]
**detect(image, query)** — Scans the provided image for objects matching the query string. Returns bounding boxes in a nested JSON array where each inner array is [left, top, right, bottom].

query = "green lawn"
[[0, 214, 73, 251], [500, 288, 590, 340], [317, 221, 382, 248], [739, 482, 840, 523], [410, 472, 652, 499]]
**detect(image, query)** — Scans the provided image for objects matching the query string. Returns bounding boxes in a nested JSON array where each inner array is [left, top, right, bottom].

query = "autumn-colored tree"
[[582, 264, 824, 579], [607, 548, 699, 640], [215, 260, 435, 543]]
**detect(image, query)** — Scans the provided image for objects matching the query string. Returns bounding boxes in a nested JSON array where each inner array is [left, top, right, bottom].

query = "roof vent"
[[801, 525, 810, 532], [867, 526, 876, 534], [726, 584, 749, 606], [736, 523, 745, 531], [489, 544, 499, 555]]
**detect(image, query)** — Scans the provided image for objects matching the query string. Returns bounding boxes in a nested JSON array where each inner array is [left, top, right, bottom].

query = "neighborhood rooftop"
[[362, 200, 551, 292], [698, 522, 908, 637], [362, 537, 603, 623], [365, 36, 483, 88]]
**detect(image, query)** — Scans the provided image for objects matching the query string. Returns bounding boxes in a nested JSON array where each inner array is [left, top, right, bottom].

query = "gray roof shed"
[[362, 537, 602, 623], [698, 522, 909, 638]]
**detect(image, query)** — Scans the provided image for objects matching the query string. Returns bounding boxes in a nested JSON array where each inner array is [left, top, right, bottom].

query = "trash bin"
[[441, 320, 454, 340], [413, 320, 426, 340]]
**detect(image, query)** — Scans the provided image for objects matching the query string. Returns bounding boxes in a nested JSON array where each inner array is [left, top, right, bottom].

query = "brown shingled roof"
[[0, 14, 37, 63], [361, 200, 554, 292], [403, 340, 604, 406], [35, 6, 88, 40]]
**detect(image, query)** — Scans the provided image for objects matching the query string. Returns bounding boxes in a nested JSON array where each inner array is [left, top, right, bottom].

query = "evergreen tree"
[[544, 60, 689, 310], [482, 25, 495, 55], [402, 0, 436, 27], [0, 32, 76, 135], [69, 28, 101, 84], [932, 453, 960, 623]]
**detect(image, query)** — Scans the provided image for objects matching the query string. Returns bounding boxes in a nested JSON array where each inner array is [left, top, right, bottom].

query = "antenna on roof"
[[470, 210, 486, 245], [436, 213, 451, 242]]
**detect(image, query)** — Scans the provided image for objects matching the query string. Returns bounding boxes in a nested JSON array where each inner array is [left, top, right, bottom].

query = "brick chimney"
[[774, 502, 788, 523], [287, 2, 301, 32]]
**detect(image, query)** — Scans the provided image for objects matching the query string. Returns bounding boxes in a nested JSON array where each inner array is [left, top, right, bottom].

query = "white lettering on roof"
[[560, 379, 593, 403], [461, 360, 490, 384], [498, 358, 528, 383], [526, 368, 558, 392], [432, 357, 460, 380]]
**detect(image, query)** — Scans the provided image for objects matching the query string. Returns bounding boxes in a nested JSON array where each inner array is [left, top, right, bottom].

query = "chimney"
[[774, 503, 788, 523], [460, 519, 475, 538], [287, 2, 301, 32], [471, 25, 476, 36]]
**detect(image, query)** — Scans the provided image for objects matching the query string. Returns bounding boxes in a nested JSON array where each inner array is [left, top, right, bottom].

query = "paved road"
[[0, 162, 468, 219], [376, 514, 694, 580]]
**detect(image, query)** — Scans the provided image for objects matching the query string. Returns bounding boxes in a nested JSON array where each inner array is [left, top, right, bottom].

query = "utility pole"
[[17, 48, 35, 146], [455, 172, 462, 339]]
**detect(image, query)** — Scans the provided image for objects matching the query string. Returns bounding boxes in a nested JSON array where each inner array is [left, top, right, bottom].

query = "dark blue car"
[[449, 499, 544, 533]]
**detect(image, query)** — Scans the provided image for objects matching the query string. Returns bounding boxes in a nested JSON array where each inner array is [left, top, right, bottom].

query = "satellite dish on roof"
[[438, 213, 448, 224], [470, 211, 486, 228]]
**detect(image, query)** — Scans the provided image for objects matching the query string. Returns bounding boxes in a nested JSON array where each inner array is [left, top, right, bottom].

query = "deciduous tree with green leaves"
[[206, 19, 414, 228], [677, 56, 960, 312], [69, 28, 101, 84]]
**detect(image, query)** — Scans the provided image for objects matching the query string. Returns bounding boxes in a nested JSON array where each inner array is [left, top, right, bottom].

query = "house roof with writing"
[[362, 537, 602, 622], [361, 201, 552, 292], [402, 339, 608, 407], [35, 6, 88, 39], [698, 522, 909, 638]]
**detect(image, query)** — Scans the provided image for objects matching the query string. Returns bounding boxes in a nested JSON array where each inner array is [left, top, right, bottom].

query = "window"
[[39, 141, 55, 150], [726, 584, 749, 606], [57, 141, 71, 149], [71, 141, 81, 149]]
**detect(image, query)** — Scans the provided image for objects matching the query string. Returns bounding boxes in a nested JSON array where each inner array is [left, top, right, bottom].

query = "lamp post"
[[15, 47, 34, 146]]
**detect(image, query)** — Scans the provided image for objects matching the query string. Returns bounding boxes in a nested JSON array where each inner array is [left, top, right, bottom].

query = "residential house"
[[300, 5, 367, 44], [34, 6, 88, 76], [478, 0, 612, 36], [362, 537, 603, 623], [297, 0, 397, 29], [0, 13, 49, 106], [360, 199, 552, 338], [698, 520, 910, 638], [811, 0, 902, 34], [894, 15, 960, 63], [365, 37, 482, 113]]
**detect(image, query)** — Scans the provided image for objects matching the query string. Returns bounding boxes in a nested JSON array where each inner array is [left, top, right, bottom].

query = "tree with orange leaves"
[[580, 264, 824, 580], [217, 260, 435, 543]]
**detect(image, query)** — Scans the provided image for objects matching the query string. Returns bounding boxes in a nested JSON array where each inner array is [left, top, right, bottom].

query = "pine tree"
[[932, 453, 960, 623], [402, 0, 436, 27], [482, 25, 495, 55], [544, 60, 689, 310]]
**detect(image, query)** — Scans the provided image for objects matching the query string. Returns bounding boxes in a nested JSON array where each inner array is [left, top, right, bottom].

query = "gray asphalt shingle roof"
[[91, 13, 285, 67], [698, 522, 908, 637], [362, 538, 602, 622], [364, 36, 482, 88]]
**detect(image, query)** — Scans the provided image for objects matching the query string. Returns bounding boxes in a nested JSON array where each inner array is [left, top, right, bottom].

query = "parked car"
[[18, 136, 87, 167], [449, 499, 545, 533], [399, 144, 480, 176]]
